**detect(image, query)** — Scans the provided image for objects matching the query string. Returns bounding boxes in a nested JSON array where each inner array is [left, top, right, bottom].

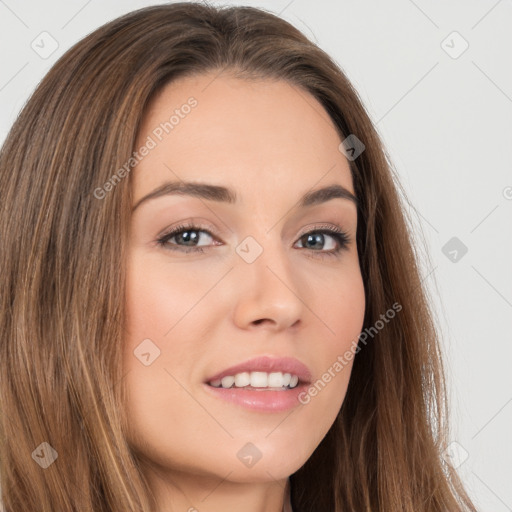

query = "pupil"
[[305, 233, 323, 249], [178, 230, 198, 246]]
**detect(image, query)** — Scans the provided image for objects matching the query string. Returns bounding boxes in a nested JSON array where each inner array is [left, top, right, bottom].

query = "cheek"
[[320, 263, 366, 350], [122, 259, 208, 409], [122, 257, 192, 406], [121, 258, 209, 456], [306, 266, 365, 408], [124, 253, 215, 341]]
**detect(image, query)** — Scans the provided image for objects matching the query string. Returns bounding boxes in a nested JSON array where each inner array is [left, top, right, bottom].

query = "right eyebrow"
[[132, 181, 237, 212]]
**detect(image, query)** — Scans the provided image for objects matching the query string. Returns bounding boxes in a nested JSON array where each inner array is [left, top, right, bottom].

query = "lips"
[[204, 355, 313, 385]]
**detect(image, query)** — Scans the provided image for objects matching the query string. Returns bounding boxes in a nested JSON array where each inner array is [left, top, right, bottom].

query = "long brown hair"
[[0, 3, 477, 511]]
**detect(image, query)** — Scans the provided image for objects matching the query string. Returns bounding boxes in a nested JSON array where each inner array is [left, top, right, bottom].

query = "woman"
[[0, 3, 478, 511]]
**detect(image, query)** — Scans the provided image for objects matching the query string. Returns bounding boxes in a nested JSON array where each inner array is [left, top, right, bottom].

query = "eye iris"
[[304, 233, 325, 250], [177, 230, 199, 246]]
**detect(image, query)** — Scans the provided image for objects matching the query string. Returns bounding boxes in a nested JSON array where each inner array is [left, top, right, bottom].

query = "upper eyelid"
[[158, 222, 349, 245], [160, 222, 345, 236]]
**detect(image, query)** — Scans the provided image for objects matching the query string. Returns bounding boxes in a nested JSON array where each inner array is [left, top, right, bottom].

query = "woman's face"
[[123, 72, 365, 485]]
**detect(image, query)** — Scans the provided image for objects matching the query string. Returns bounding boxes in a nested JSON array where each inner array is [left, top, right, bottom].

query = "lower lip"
[[202, 383, 309, 412]]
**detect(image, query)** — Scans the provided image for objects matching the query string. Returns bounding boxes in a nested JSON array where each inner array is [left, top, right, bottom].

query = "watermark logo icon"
[[442, 441, 469, 469], [441, 31, 469, 59], [236, 236, 263, 264], [236, 442, 262, 468], [31, 32, 59, 59], [32, 442, 58, 469], [339, 134, 365, 161], [134, 338, 161, 366], [442, 236, 468, 263]]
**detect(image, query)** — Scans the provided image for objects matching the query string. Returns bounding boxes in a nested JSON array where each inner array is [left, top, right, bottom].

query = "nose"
[[231, 241, 305, 332]]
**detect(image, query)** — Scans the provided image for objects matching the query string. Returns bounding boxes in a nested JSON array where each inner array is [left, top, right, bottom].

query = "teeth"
[[234, 372, 251, 387], [251, 371, 268, 387], [209, 371, 300, 389], [221, 376, 235, 388]]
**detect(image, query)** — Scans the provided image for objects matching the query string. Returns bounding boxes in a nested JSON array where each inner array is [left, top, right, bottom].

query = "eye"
[[155, 222, 351, 257], [156, 223, 218, 254], [294, 225, 350, 258]]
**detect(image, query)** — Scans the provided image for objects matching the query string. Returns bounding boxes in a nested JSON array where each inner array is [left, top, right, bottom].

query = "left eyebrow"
[[131, 181, 358, 212], [298, 184, 358, 208]]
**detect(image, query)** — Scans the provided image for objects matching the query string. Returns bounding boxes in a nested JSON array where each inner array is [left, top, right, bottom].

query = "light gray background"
[[0, 1, 511, 510]]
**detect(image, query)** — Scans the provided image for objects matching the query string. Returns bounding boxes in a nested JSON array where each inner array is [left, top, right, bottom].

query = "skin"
[[123, 71, 366, 512]]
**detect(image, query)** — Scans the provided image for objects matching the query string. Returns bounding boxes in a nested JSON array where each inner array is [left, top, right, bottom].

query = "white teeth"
[[209, 371, 300, 389], [251, 371, 268, 387], [221, 375, 235, 388], [234, 372, 251, 387], [267, 372, 283, 387]]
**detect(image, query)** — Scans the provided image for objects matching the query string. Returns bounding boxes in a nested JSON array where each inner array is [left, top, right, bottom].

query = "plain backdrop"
[[0, 1, 511, 510]]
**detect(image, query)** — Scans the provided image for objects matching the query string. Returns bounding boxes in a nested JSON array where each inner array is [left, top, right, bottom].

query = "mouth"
[[204, 355, 312, 389], [207, 370, 305, 391], [202, 355, 312, 411]]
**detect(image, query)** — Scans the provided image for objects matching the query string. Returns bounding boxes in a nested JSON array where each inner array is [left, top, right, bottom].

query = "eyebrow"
[[131, 181, 358, 211]]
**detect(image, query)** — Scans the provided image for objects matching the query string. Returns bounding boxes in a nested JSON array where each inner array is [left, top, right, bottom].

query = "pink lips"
[[203, 381, 310, 412], [204, 355, 313, 385], [203, 356, 313, 412]]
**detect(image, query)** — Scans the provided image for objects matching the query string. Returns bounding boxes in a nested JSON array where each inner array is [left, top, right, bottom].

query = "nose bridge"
[[232, 228, 305, 329], [237, 227, 295, 288]]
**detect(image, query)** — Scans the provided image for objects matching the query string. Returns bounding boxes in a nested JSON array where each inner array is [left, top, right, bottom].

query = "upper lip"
[[205, 355, 312, 385]]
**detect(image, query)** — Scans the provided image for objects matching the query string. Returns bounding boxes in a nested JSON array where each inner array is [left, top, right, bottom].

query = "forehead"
[[132, 72, 354, 204]]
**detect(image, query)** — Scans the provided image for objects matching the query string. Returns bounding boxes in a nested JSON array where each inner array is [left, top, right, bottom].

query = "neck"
[[144, 465, 290, 512]]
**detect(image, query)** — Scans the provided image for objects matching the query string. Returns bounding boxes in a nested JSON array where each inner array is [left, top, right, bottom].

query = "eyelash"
[[156, 222, 351, 258]]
